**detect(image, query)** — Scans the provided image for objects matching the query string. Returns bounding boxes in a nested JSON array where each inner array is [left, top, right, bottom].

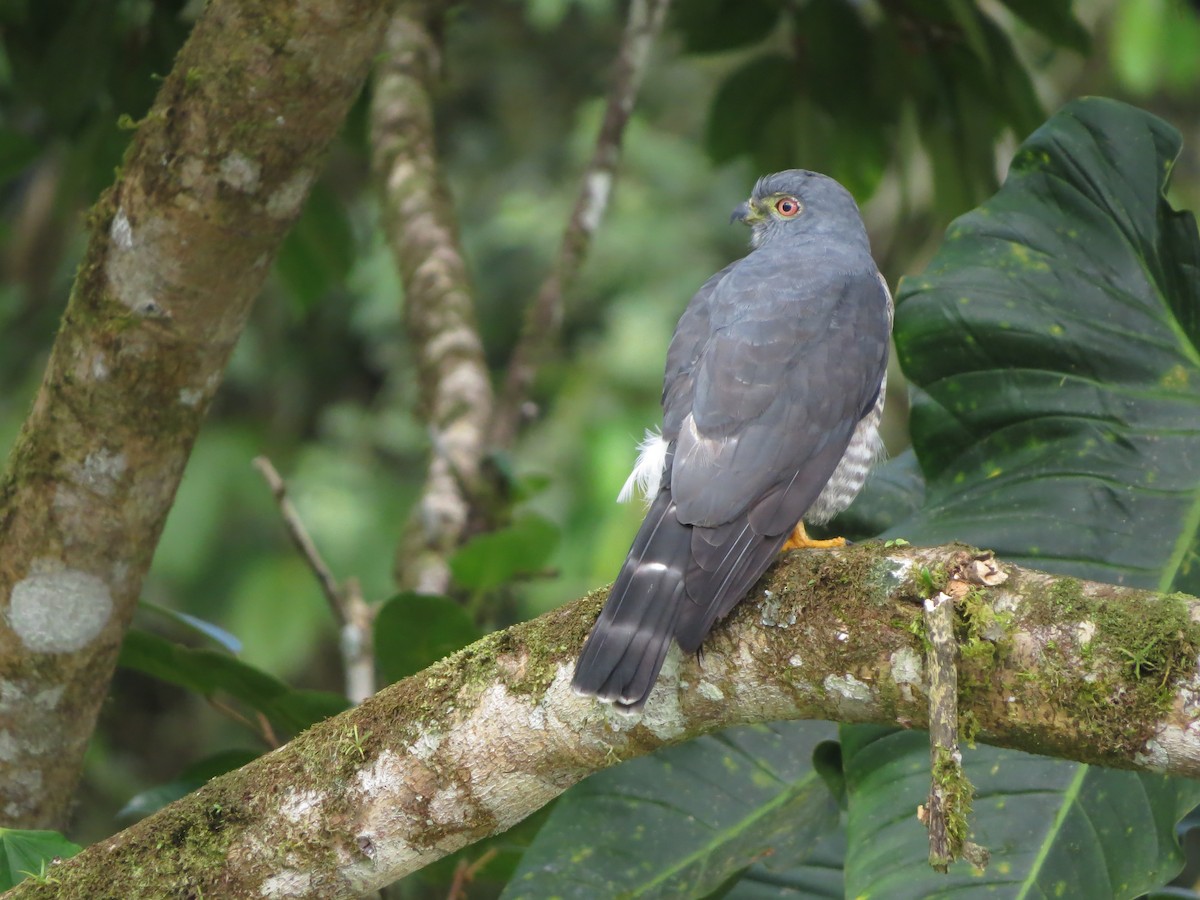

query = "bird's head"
[[731, 170, 867, 250]]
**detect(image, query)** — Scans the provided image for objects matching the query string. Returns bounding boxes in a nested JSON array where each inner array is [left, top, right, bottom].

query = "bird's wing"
[[670, 268, 891, 649], [672, 268, 889, 528], [661, 261, 737, 439]]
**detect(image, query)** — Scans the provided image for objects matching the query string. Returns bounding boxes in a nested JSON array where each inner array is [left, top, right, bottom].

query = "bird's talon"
[[782, 522, 847, 552]]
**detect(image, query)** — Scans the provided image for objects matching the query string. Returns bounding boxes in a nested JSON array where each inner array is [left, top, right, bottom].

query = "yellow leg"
[[781, 521, 846, 552]]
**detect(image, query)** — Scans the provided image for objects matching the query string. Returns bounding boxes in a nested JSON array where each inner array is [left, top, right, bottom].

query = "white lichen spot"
[[91, 353, 109, 380], [528, 704, 546, 730], [1134, 737, 1170, 772], [110, 207, 133, 249], [74, 449, 127, 496], [105, 213, 177, 317], [0, 730, 19, 762], [0, 681, 26, 711], [33, 685, 64, 710], [1075, 620, 1096, 647], [637, 650, 686, 741], [825, 673, 872, 703], [697, 681, 724, 702], [259, 870, 313, 898], [429, 785, 468, 825], [408, 731, 442, 762], [9, 566, 113, 653], [219, 151, 262, 194], [179, 387, 204, 407], [357, 748, 403, 797], [266, 169, 315, 219], [890, 647, 923, 686], [279, 788, 323, 824], [580, 170, 613, 234]]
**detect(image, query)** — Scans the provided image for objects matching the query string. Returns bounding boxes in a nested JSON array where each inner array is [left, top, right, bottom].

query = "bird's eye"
[[774, 197, 801, 217]]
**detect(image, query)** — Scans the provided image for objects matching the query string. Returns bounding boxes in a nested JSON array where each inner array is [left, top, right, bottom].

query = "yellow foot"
[[781, 522, 846, 552]]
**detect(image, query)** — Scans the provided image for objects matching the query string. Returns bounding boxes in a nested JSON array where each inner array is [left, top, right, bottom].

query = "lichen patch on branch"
[[9, 565, 113, 653]]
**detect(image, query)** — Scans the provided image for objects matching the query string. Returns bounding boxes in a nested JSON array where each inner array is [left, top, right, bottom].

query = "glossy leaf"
[[374, 592, 479, 685], [0, 828, 81, 891], [895, 97, 1200, 591], [138, 599, 243, 654], [672, 0, 781, 54], [997, 0, 1090, 53], [119, 629, 349, 735], [838, 97, 1200, 898], [504, 722, 839, 899], [842, 728, 1200, 899]]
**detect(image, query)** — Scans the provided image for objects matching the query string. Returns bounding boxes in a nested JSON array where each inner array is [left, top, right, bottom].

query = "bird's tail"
[[571, 490, 692, 711]]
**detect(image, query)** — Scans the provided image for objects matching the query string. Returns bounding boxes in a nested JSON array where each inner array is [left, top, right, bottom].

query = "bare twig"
[[253, 456, 344, 622], [489, 0, 674, 449], [253, 456, 376, 703], [370, 3, 494, 596]]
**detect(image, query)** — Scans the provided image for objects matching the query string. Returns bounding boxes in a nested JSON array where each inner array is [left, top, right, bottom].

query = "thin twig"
[[253, 456, 345, 624], [446, 848, 498, 900], [207, 698, 279, 749], [489, 0, 674, 449], [253, 456, 376, 703]]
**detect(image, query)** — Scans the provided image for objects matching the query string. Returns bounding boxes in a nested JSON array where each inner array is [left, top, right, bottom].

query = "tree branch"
[[0, 0, 397, 830], [12, 543, 1200, 897], [254, 456, 376, 704], [370, 3, 494, 596], [489, 0, 673, 449]]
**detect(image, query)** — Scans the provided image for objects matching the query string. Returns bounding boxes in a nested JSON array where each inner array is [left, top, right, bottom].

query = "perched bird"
[[571, 170, 893, 711]]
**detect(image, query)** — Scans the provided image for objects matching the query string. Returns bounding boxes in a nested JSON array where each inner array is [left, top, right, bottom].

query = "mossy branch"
[[9, 543, 1200, 898], [0, 0, 396, 830]]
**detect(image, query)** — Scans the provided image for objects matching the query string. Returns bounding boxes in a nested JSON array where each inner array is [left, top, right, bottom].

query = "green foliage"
[[843, 728, 1198, 898], [696, 0, 1081, 210], [449, 512, 560, 591], [0, 828, 81, 890], [118, 628, 349, 737], [845, 97, 1200, 896], [505, 722, 840, 898], [896, 97, 1200, 591], [512, 97, 1200, 898], [374, 592, 480, 685]]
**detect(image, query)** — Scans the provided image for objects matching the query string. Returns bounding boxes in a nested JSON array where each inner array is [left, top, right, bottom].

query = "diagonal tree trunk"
[[0, 0, 398, 829]]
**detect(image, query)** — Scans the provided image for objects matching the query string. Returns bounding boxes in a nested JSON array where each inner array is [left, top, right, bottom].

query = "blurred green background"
[[1, 0, 1199, 859]]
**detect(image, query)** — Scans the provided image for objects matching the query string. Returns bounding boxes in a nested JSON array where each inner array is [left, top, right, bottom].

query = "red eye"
[[775, 197, 800, 217]]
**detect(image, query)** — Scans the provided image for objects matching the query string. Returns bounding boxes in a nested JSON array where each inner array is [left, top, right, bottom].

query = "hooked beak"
[[730, 199, 763, 226]]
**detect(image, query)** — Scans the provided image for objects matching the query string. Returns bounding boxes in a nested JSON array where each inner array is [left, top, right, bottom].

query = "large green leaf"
[[0, 828, 81, 891], [374, 591, 479, 685], [119, 628, 349, 735], [504, 722, 839, 899], [837, 97, 1200, 898], [842, 728, 1198, 899], [896, 97, 1200, 592]]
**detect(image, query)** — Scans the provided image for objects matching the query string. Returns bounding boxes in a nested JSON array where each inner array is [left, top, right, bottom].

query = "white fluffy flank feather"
[[617, 428, 669, 506]]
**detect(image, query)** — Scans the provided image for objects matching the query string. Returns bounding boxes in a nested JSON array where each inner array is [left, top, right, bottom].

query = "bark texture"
[[370, 3, 494, 595], [0, 0, 394, 828], [10, 544, 1200, 898]]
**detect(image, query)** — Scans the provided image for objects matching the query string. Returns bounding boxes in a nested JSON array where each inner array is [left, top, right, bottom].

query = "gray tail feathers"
[[572, 490, 692, 711]]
